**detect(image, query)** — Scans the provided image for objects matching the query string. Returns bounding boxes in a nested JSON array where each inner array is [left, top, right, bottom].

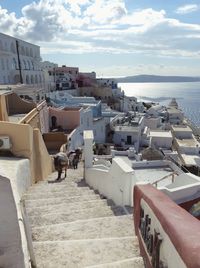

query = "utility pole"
[[16, 40, 23, 83]]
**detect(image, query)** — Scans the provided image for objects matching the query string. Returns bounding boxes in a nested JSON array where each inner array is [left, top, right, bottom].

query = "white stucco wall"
[[159, 176, 200, 204], [0, 157, 32, 268], [85, 157, 135, 206], [93, 118, 106, 143], [150, 136, 172, 149]]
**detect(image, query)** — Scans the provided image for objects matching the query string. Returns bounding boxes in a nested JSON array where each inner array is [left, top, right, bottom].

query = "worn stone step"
[[86, 257, 144, 268], [24, 188, 96, 200], [29, 182, 77, 190], [27, 185, 91, 194], [32, 215, 134, 242], [33, 237, 140, 268], [25, 194, 101, 208], [27, 199, 109, 217], [29, 206, 116, 227]]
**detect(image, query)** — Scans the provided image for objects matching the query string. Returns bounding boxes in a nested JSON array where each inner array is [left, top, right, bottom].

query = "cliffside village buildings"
[[1, 32, 200, 267], [1, 32, 200, 175]]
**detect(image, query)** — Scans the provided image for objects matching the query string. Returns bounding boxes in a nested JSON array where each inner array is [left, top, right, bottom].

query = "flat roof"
[[180, 154, 200, 166], [114, 126, 139, 132], [172, 125, 192, 132], [116, 156, 180, 187], [9, 114, 27, 123], [176, 138, 200, 147], [149, 131, 172, 138], [133, 165, 175, 187]]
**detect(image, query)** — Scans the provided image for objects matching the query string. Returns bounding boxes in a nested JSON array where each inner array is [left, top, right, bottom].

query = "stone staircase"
[[23, 163, 144, 268]]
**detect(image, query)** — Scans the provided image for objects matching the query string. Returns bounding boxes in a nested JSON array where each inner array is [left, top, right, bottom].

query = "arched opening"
[[12, 58, 17, 69], [51, 116, 57, 129], [27, 60, 30, 70], [10, 42, 16, 53], [23, 60, 27, 70], [26, 47, 29, 56], [0, 40, 3, 50], [31, 75, 34, 84], [35, 75, 38, 84], [14, 74, 21, 84], [26, 75, 30, 84]]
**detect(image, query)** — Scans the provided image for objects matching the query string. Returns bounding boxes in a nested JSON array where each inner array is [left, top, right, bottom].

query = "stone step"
[[25, 194, 102, 208], [24, 188, 96, 200], [29, 206, 116, 227], [40, 172, 84, 183], [86, 257, 144, 268], [27, 199, 109, 217], [33, 237, 140, 268], [27, 184, 91, 194], [32, 215, 134, 242], [29, 182, 77, 190]]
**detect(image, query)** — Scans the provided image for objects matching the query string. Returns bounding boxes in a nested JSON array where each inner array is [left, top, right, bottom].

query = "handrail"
[[152, 171, 178, 188]]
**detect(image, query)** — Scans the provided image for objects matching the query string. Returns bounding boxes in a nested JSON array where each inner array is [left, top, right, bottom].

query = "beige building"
[[0, 91, 52, 183]]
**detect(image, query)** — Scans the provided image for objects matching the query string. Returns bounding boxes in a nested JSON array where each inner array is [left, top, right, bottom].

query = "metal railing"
[[152, 171, 178, 188]]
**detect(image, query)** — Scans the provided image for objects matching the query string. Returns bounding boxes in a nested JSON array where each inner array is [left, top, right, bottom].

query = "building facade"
[[0, 32, 45, 87]]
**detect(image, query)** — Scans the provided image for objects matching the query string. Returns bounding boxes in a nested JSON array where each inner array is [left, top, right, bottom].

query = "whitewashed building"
[[149, 130, 173, 149], [0, 32, 45, 86], [111, 113, 144, 152]]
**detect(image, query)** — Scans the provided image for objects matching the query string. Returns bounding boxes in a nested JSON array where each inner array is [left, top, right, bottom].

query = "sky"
[[0, 0, 200, 77]]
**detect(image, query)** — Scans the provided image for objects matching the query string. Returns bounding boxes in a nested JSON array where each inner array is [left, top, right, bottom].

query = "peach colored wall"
[[0, 122, 52, 183], [0, 95, 9, 121], [6, 93, 36, 115], [49, 107, 80, 130]]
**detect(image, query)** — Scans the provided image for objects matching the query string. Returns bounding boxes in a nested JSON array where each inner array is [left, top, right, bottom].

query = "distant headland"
[[114, 75, 200, 83]]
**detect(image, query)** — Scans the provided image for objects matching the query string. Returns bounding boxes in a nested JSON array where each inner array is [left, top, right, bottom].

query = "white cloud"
[[0, 0, 200, 63], [175, 4, 199, 14]]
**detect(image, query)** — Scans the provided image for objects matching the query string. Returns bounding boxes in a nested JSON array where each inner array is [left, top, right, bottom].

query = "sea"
[[119, 82, 200, 127]]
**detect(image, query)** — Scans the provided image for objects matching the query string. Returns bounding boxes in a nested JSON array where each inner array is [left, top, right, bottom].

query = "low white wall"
[[151, 136, 172, 149], [85, 157, 135, 206], [160, 181, 200, 204], [0, 157, 31, 268], [68, 127, 83, 150]]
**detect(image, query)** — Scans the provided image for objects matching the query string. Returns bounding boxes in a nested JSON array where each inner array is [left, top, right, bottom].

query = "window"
[[23, 60, 27, 70], [6, 59, 9, 70], [31, 61, 34, 70], [12, 58, 17, 69], [1, 59, 5, 70], [127, 135, 132, 144], [28, 61, 31, 70]]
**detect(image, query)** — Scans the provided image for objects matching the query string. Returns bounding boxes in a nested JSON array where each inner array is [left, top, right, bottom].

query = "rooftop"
[[176, 138, 200, 147], [9, 114, 27, 123], [149, 130, 172, 138], [114, 125, 139, 132], [171, 125, 192, 132]]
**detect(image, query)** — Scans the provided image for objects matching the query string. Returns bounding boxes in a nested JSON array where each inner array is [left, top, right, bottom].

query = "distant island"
[[114, 75, 200, 83]]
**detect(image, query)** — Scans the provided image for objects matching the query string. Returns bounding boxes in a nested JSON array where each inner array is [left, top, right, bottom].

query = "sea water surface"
[[119, 82, 200, 126]]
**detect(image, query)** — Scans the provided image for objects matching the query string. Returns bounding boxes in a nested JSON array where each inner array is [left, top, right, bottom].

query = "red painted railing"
[[134, 184, 200, 268]]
